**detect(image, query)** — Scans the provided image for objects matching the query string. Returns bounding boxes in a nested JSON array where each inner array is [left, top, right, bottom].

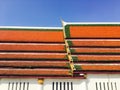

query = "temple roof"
[[63, 23, 120, 76], [0, 22, 120, 78]]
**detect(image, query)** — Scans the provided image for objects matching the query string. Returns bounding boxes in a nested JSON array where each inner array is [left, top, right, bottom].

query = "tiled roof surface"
[[0, 23, 120, 78], [64, 24, 120, 76], [0, 28, 71, 78]]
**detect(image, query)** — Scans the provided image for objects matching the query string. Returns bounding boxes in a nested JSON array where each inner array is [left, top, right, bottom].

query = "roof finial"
[[60, 18, 67, 26]]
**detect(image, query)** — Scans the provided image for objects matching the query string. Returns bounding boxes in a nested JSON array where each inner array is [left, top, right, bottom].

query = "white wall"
[[0, 74, 119, 90], [0, 79, 42, 90], [87, 74, 120, 90], [43, 74, 120, 90], [43, 79, 87, 90]]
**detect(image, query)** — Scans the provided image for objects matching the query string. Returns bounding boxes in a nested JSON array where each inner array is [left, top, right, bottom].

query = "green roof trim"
[[70, 49, 75, 53], [0, 27, 62, 31], [64, 25, 70, 38], [0, 29, 62, 31], [74, 65, 82, 70], [67, 40, 73, 46], [66, 63, 71, 68], [65, 24, 120, 26], [72, 56, 78, 61], [65, 55, 69, 60], [64, 45, 67, 52], [71, 52, 120, 54], [69, 70, 73, 75], [78, 60, 120, 61]]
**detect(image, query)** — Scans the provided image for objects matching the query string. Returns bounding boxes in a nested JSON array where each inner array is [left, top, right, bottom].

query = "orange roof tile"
[[67, 39, 120, 47], [70, 48, 120, 54], [1, 24, 120, 78], [0, 28, 71, 78], [0, 68, 71, 76], [64, 24, 120, 75], [0, 30, 64, 42], [0, 43, 65, 52], [72, 55, 120, 61], [75, 64, 120, 71], [0, 60, 69, 68], [0, 52, 67, 59], [68, 26, 120, 38]]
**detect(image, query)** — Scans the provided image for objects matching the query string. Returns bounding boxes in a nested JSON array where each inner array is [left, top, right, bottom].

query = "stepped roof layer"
[[0, 27, 72, 78], [0, 22, 120, 78], [63, 22, 120, 76]]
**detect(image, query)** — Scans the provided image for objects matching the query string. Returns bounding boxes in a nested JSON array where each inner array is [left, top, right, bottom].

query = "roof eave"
[[63, 22, 120, 26], [0, 26, 63, 30]]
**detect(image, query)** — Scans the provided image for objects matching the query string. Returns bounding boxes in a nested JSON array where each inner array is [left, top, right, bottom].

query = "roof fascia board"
[[0, 26, 63, 31], [63, 22, 120, 26]]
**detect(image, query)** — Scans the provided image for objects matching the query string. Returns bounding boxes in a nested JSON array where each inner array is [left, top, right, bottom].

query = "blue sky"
[[0, 0, 120, 27]]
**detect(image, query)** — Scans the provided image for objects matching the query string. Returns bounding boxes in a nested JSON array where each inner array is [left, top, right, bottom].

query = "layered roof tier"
[[1, 23, 120, 78], [63, 23, 120, 76], [0, 27, 71, 78]]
